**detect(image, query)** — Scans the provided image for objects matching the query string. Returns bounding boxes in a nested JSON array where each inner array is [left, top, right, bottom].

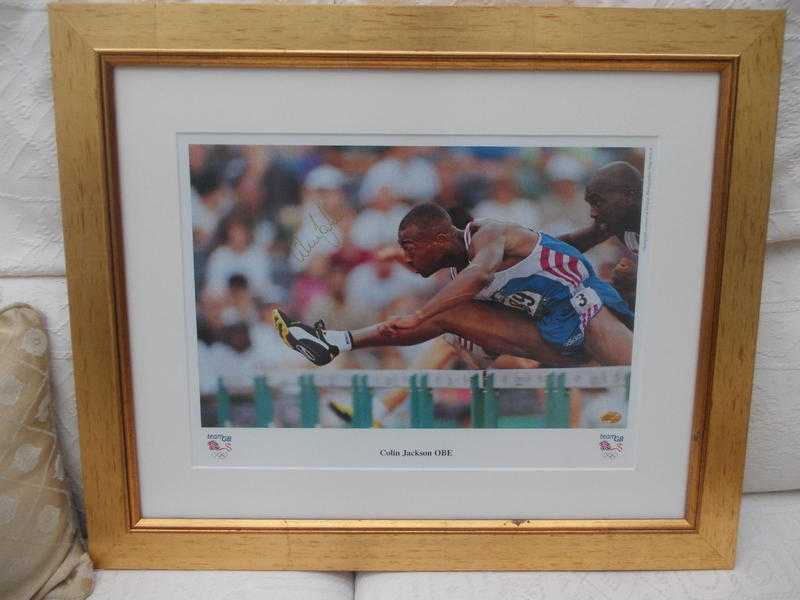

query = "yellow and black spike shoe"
[[328, 400, 354, 424], [272, 309, 340, 366], [328, 400, 384, 428]]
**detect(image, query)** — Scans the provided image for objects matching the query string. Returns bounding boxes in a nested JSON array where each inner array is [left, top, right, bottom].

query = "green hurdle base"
[[545, 372, 570, 428], [299, 374, 320, 427], [253, 376, 273, 427], [409, 375, 435, 428], [215, 377, 232, 427], [351, 375, 373, 428], [212, 368, 583, 430], [470, 373, 498, 428]]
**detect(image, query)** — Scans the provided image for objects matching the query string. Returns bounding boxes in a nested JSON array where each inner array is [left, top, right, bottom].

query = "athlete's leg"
[[350, 317, 441, 348], [352, 301, 582, 367], [582, 307, 633, 366]]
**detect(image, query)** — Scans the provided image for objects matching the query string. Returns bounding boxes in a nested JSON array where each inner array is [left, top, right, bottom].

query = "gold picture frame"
[[49, 4, 784, 570]]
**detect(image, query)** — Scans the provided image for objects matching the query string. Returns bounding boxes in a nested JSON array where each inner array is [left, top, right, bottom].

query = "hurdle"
[[215, 371, 478, 428], [489, 367, 631, 428], [351, 374, 372, 428], [216, 377, 232, 427], [250, 369, 477, 428], [469, 373, 483, 428], [545, 372, 569, 428], [299, 374, 320, 428], [213, 366, 630, 428], [253, 375, 273, 427], [409, 374, 435, 428]]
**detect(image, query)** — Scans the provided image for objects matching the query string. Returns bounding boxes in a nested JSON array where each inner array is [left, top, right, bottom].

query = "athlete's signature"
[[292, 201, 345, 263]]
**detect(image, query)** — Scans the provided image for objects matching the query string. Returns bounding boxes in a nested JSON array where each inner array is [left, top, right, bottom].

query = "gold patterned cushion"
[[0, 304, 93, 600]]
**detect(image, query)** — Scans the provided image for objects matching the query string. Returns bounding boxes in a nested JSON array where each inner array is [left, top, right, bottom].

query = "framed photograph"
[[49, 4, 784, 570]]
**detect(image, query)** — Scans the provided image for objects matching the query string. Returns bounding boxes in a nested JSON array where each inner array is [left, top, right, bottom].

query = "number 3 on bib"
[[570, 287, 602, 315]]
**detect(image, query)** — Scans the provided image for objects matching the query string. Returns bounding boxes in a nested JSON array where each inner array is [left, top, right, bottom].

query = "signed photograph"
[[189, 144, 646, 430]]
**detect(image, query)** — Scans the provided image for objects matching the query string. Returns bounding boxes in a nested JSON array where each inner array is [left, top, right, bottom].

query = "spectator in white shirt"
[[536, 152, 591, 236], [204, 214, 279, 301], [203, 322, 260, 391], [191, 167, 234, 251], [344, 246, 435, 327], [472, 172, 543, 229], [350, 184, 408, 250], [358, 147, 440, 206], [219, 274, 259, 326]]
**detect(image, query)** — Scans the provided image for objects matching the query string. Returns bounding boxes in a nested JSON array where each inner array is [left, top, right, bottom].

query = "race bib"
[[570, 287, 602, 315], [493, 290, 543, 319]]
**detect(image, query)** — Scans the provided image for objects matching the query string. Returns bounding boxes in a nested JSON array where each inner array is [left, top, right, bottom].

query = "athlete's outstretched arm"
[[381, 226, 506, 337], [558, 223, 610, 252], [350, 300, 584, 367]]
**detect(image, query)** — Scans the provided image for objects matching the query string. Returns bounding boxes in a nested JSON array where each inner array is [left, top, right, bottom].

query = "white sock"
[[323, 330, 352, 351]]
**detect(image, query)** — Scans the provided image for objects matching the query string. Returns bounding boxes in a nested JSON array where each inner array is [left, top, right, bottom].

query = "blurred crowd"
[[190, 144, 644, 397]]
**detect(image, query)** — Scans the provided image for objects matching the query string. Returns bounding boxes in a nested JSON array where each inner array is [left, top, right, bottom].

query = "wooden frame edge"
[[693, 10, 785, 566], [92, 527, 731, 571], [49, 4, 785, 571], [101, 51, 732, 541]]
